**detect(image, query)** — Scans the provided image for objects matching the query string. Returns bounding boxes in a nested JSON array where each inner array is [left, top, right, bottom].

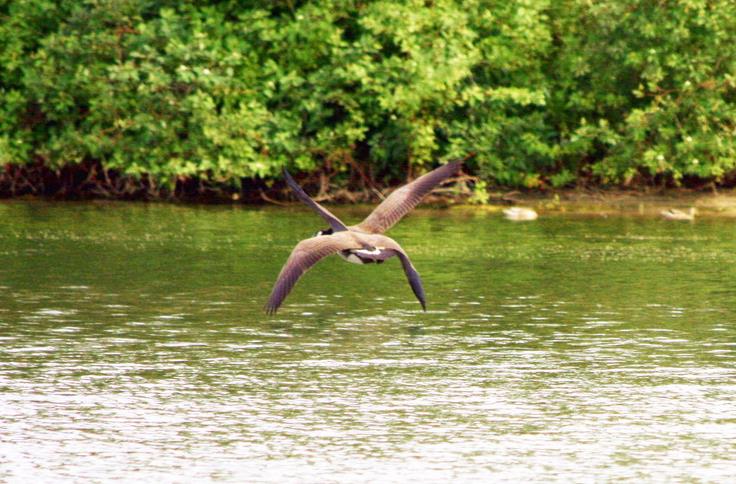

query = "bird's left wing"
[[265, 232, 359, 314], [284, 169, 348, 232]]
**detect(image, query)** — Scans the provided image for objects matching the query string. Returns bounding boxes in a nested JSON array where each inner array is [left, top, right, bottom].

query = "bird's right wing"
[[354, 159, 464, 234], [389, 250, 427, 311], [265, 232, 359, 314], [375, 236, 427, 311], [284, 169, 348, 232]]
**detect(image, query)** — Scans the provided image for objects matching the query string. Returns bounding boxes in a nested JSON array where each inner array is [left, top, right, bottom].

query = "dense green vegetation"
[[1, 0, 735, 196]]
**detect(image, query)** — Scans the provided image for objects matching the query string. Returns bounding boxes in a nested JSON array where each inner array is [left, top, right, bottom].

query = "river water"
[[1, 201, 734, 482]]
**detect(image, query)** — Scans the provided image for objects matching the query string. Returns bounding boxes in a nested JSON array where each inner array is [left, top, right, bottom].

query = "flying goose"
[[503, 207, 538, 221], [660, 207, 696, 221], [265, 160, 463, 314]]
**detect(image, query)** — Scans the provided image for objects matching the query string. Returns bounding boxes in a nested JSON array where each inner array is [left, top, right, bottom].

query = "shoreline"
[[3, 188, 736, 217], [470, 188, 736, 218]]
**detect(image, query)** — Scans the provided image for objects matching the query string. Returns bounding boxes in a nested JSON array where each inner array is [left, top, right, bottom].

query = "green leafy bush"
[[1, 0, 735, 191], [549, 0, 736, 186]]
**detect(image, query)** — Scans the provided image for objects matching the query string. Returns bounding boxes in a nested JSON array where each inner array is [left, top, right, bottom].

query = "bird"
[[265, 159, 465, 314], [503, 207, 538, 221], [660, 207, 696, 221]]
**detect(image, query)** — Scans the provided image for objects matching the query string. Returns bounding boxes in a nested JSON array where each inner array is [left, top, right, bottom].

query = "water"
[[1, 201, 735, 482]]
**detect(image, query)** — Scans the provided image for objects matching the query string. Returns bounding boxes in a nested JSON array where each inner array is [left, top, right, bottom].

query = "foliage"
[[1, 0, 735, 191], [548, 0, 736, 186]]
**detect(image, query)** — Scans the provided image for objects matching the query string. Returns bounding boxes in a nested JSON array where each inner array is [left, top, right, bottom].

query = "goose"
[[661, 207, 696, 221], [503, 207, 538, 221], [265, 160, 464, 314]]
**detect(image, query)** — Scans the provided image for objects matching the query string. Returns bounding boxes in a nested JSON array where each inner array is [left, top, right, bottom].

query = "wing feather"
[[371, 235, 427, 310], [265, 232, 359, 314], [284, 169, 348, 232], [355, 160, 462, 234]]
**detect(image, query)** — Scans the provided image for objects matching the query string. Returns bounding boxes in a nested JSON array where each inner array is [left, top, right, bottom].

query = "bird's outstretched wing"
[[371, 235, 427, 311], [354, 159, 463, 234], [284, 169, 348, 232], [385, 249, 426, 311], [265, 232, 359, 314]]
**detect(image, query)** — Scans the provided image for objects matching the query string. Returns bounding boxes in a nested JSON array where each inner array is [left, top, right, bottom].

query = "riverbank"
[[4, 186, 736, 219], [4, 161, 736, 215], [468, 189, 736, 218]]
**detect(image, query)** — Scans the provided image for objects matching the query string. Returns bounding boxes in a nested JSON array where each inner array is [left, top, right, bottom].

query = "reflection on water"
[[1, 201, 735, 481]]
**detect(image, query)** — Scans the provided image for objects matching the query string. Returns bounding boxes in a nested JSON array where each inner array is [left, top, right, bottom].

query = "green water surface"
[[1, 201, 735, 482]]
